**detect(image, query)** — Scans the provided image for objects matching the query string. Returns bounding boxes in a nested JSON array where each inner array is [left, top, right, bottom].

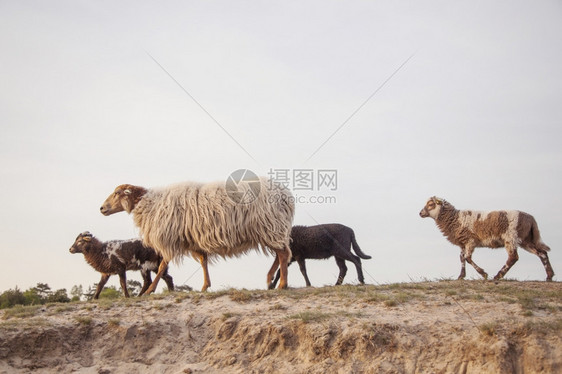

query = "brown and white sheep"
[[99, 178, 294, 292], [269, 224, 372, 288], [69, 231, 174, 299], [419, 196, 555, 281]]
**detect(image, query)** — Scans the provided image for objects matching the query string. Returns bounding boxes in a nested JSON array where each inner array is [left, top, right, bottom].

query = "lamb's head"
[[69, 231, 93, 254], [100, 184, 147, 215], [419, 196, 445, 219]]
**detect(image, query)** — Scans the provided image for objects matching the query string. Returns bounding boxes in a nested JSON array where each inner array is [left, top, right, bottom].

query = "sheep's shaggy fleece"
[[130, 178, 294, 264]]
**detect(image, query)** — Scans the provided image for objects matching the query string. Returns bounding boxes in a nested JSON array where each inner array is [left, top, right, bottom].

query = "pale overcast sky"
[[1, 1, 561, 293]]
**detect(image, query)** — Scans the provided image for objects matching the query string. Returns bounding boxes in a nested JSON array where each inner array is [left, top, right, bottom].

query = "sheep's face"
[[69, 232, 93, 254], [419, 197, 444, 219], [100, 184, 144, 215]]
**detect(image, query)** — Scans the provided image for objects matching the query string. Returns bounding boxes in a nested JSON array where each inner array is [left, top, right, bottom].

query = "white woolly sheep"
[[69, 231, 174, 299], [420, 197, 554, 281], [99, 178, 294, 292]]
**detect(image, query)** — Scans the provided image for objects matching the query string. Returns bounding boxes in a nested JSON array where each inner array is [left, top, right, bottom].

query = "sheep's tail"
[[532, 219, 551, 252], [351, 231, 371, 259]]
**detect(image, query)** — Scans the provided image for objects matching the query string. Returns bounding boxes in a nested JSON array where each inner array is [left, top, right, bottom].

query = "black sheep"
[[269, 224, 372, 288]]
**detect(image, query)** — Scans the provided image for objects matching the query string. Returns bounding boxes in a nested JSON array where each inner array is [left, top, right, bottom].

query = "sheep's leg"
[[275, 246, 291, 289], [138, 271, 152, 296], [118, 272, 130, 298], [267, 255, 280, 289], [334, 257, 348, 285], [297, 258, 312, 287], [458, 251, 467, 280], [162, 270, 175, 291], [199, 253, 211, 292], [144, 260, 168, 295], [464, 246, 488, 280], [270, 268, 281, 290], [494, 245, 519, 280], [335, 250, 365, 284], [538, 252, 555, 281], [521, 244, 555, 281], [94, 274, 110, 300]]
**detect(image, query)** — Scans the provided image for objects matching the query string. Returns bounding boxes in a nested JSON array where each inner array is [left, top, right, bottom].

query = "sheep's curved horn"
[[433, 197, 444, 205], [81, 231, 93, 241]]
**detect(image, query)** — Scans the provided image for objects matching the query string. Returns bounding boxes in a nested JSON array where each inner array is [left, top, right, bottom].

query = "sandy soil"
[[0, 281, 560, 374]]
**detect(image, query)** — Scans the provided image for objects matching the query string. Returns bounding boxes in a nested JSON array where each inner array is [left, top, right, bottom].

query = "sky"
[[1, 1, 561, 294]]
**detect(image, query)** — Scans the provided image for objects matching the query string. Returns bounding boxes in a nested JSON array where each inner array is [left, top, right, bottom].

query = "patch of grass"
[[2, 305, 41, 320], [47, 304, 74, 315], [107, 318, 120, 327], [518, 318, 562, 335], [365, 292, 391, 304], [0, 317, 51, 329], [335, 310, 364, 319], [94, 298, 115, 310], [222, 312, 239, 320], [203, 289, 230, 300], [75, 316, 92, 325], [384, 299, 398, 308], [479, 322, 497, 336], [174, 292, 191, 303], [229, 289, 253, 303], [269, 303, 287, 311]]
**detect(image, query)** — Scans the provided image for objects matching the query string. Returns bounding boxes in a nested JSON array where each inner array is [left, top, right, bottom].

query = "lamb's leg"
[[270, 268, 281, 289], [297, 258, 312, 287], [118, 272, 130, 298], [464, 245, 488, 280], [539, 252, 555, 281], [94, 274, 110, 300], [199, 253, 211, 292], [138, 271, 152, 296], [144, 260, 168, 295], [162, 270, 175, 291], [275, 245, 291, 289], [521, 244, 555, 281], [334, 257, 348, 285], [267, 255, 280, 289], [458, 251, 467, 280], [494, 245, 519, 280]]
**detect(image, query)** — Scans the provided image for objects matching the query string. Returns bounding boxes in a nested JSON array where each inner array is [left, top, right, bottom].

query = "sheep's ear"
[[432, 197, 443, 205], [124, 189, 131, 195], [82, 235, 92, 242]]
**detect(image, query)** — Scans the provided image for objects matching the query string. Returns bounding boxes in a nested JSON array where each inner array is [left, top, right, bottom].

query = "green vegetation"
[[0, 283, 70, 309]]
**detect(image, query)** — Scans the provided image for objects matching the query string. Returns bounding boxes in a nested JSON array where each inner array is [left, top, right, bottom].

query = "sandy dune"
[[0, 281, 560, 373]]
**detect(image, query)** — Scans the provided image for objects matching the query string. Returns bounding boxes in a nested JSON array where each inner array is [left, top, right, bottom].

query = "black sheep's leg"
[[297, 258, 312, 287], [334, 257, 348, 285], [336, 251, 365, 284]]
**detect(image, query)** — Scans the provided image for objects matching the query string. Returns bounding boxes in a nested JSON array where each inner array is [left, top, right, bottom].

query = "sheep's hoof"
[[267, 283, 275, 290], [546, 277, 553, 282]]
